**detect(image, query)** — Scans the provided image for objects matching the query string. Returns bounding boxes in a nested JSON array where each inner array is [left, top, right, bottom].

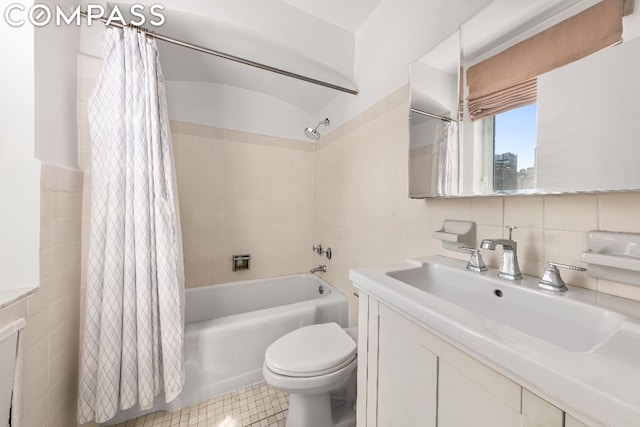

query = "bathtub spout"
[[310, 265, 327, 273]]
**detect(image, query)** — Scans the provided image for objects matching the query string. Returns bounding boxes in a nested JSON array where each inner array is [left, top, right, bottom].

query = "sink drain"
[[494, 289, 503, 297]]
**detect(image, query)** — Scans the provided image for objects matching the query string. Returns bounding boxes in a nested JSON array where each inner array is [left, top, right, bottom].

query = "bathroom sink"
[[350, 255, 640, 426], [385, 259, 625, 352]]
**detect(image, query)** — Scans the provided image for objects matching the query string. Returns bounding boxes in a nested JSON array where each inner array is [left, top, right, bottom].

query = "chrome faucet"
[[310, 265, 327, 273], [480, 226, 523, 280]]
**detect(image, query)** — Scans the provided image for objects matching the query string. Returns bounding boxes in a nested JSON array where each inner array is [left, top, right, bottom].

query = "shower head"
[[304, 118, 330, 141]]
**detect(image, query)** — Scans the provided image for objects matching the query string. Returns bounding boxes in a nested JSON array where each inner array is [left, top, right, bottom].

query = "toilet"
[[263, 322, 357, 427]]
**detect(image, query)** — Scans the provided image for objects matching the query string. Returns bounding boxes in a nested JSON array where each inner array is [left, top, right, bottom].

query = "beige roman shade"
[[466, 0, 625, 120]]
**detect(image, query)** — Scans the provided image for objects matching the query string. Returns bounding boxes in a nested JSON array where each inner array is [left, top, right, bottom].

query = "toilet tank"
[[0, 319, 25, 427]]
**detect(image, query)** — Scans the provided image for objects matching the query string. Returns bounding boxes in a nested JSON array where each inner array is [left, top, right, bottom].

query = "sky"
[[494, 103, 537, 170]]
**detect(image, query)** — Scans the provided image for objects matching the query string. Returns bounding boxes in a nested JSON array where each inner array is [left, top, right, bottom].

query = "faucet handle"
[[312, 244, 323, 255], [538, 262, 587, 292], [459, 246, 488, 272], [505, 226, 517, 240]]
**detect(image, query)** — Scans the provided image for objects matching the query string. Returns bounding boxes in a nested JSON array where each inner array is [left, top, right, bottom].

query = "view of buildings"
[[494, 151, 536, 191]]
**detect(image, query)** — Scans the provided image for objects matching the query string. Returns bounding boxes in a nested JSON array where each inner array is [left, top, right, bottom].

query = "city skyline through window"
[[493, 103, 537, 191]]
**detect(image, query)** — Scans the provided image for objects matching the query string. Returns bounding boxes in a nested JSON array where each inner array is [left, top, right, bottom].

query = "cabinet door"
[[377, 307, 437, 426], [438, 360, 521, 427], [522, 389, 563, 427]]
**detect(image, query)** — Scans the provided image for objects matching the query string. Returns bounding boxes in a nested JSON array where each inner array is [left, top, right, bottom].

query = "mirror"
[[409, 31, 460, 197], [409, 0, 640, 198]]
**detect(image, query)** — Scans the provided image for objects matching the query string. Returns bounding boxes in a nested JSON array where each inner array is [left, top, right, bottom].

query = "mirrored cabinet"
[[409, 0, 640, 198]]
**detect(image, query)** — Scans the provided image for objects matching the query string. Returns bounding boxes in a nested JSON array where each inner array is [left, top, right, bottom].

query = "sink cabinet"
[[376, 302, 437, 426], [357, 292, 591, 427]]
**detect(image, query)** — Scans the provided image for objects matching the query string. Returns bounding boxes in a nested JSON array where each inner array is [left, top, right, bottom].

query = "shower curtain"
[[78, 27, 185, 424], [437, 121, 460, 195]]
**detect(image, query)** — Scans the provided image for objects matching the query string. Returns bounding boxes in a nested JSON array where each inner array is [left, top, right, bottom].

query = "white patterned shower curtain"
[[437, 120, 460, 195], [78, 27, 185, 424]]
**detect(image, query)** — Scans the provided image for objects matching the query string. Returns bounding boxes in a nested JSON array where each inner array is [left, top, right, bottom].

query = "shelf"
[[580, 231, 640, 286], [432, 220, 476, 252]]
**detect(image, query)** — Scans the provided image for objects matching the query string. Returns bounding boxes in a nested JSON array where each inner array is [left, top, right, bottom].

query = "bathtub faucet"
[[310, 265, 327, 274]]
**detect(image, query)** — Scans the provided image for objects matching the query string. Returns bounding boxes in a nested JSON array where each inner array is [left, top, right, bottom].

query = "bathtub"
[[107, 273, 347, 425]]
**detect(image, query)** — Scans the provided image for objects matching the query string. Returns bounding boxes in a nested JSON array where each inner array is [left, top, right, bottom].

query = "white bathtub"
[[107, 273, 347, 425]]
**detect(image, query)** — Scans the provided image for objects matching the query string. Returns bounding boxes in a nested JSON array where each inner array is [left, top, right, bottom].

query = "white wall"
[[0, 1, 41, 290], [118, 0, 356, 80], [78, 0, 492, 142], [411, 62, 458, 117], [78, 0, 355, 142], [319, 0, 493, 131], [165, 82, 316, 142], [34, 0, 81, 168]]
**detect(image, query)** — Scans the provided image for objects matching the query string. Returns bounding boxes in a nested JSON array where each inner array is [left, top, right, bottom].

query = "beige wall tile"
[[48, 346, 71, 389], [22, 366, 48, 414], [504, 197, 543, 229], [22, 394, 47, 427], [512, 227, 544, 263], [425, 198, 473, 223], [23, 308, 49, 350], [599, 193, 640, 233], [165, 121, 315, 287], [55, 193, 82, 219], [51, 218, 82, 246], [517, 259, 545, 279], [48, 322, 68, 360], [26, 279, 49, 317], [40, 219, 51, 251], [49, 297, 67, 332], [23, 336, 48, 384], [597, 279, 640, 302], [39, 248, 51, 281], [544, 195, 597, 231], [471, 197, 503, 226]]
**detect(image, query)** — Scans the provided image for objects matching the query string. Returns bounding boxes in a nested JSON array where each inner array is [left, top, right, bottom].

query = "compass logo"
[[3, 3, 166, 27]]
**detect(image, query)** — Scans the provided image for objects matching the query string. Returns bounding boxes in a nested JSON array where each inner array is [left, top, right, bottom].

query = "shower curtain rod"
[[410, 108, 456, 122], [79, 11, 359, 96]]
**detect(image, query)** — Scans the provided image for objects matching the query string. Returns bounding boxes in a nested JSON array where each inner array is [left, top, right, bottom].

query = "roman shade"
[[466, 0, 625, 120]]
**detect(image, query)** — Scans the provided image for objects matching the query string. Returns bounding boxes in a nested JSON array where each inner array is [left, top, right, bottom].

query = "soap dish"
[[580, 231, 640, 286], [433, 220, 476, 253]]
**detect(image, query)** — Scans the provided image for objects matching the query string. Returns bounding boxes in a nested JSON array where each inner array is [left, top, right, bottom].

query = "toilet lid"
[[265, 323, 357, 377]]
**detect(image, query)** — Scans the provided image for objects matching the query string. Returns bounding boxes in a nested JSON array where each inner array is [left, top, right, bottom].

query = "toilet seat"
[[265, 323, 356, 378]]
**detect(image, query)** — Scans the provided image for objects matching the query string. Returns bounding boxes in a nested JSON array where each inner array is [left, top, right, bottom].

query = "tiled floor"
[[114, 382, 288, 427]]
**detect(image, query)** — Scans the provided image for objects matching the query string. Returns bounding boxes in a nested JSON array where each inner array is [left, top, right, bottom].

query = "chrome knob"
[[460, 246, 488, 272], [538, 262, 586, 292]]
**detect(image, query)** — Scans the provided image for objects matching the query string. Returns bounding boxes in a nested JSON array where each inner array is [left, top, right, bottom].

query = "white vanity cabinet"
[[357, 292, 585, 427], [376, 300, 437, 426]]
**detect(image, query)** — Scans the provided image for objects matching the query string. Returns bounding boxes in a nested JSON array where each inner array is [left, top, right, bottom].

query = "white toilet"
[[263, 322, 357, 427]]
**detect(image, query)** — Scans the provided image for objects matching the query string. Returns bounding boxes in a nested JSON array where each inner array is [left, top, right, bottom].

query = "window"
[[488, 103, 537, 192]]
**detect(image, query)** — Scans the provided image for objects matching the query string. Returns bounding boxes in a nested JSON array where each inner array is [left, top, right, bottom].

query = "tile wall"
[[171, 121, 314, 287], [78, 54, 314, 290], [313, 85, 640, 326], [0, 164, 83, 427]]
